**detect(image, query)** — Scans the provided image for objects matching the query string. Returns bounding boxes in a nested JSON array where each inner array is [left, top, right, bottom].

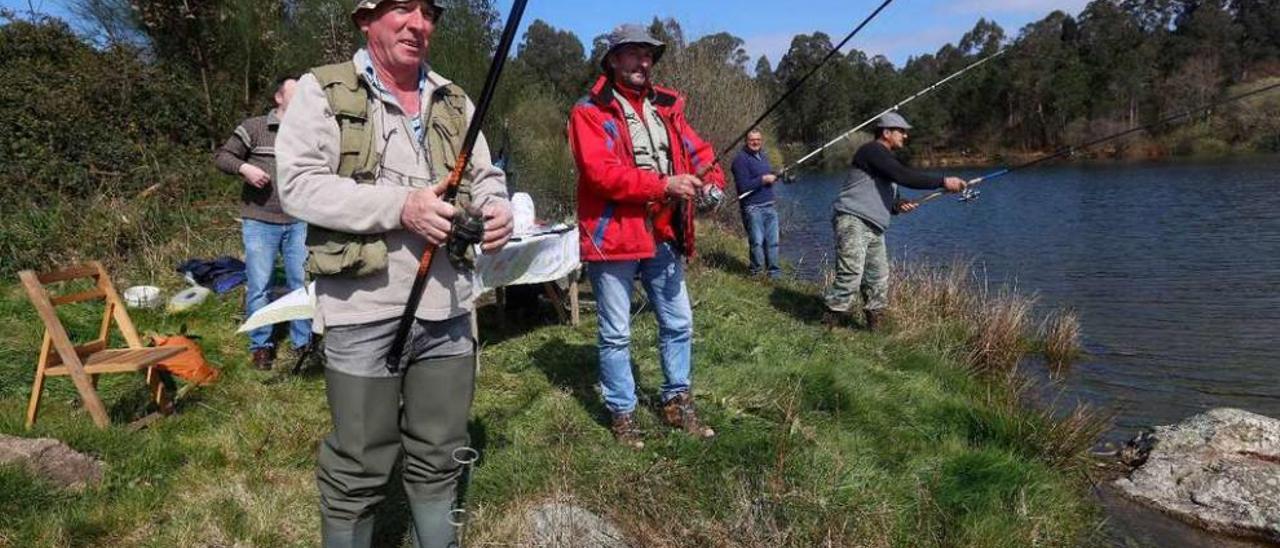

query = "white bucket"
[[123, 286, 162, 309], [512, 192, 536, 235]]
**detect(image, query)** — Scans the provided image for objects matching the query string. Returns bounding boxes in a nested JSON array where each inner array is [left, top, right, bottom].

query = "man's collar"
[[353, 48, 429, 99], [267, 109, 282, 126]]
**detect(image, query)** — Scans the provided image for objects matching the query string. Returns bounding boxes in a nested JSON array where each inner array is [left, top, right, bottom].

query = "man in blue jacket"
[[730, 130, 781, 279]]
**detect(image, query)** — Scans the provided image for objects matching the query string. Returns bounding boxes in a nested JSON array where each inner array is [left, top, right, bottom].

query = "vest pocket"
[[305, 228, 389, 278]]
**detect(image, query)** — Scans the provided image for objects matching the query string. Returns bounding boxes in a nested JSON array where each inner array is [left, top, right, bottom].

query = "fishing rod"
[[780, 47, 1007, 178], [697, 0, 897, 178], [916, 79, 1280, 206], [733, 47, 1008, 204], [386, 0, 529, 373]]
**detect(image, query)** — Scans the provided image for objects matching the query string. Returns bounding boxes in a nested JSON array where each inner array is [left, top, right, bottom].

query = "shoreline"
[[913, 147, 1276, 169], [0, 217, 1108, 546]]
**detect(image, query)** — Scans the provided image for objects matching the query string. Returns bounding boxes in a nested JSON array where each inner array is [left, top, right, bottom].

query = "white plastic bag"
[[512, 192, 536, 235]]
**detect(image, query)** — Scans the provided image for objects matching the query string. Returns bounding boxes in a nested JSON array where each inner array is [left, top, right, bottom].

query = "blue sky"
[[5, 0, 1092, 67]]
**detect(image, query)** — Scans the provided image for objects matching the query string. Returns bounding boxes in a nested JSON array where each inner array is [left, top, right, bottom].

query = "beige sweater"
[[276, 66, 507, 332]]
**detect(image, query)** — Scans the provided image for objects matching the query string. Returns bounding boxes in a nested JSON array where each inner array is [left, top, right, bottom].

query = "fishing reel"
[[695, 185, 726, 212], [778, 171, 797, 185], [447, 207, 487, 270], [957, 188, 981, 203]]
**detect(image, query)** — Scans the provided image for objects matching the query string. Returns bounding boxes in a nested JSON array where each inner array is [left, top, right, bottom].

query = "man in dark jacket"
[[214, 75, 310, 370], [568, 24, 726, 449], [731, 130, 781, 279], [823, 112, 966, 330]]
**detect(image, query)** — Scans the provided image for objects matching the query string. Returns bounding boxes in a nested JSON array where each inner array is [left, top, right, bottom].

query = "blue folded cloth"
[[177, 257, 247, 294]]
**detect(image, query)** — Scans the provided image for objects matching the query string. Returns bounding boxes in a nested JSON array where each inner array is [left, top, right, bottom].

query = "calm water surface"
[[775, 157, 1280, 441], [772, 156, 1280, 546]]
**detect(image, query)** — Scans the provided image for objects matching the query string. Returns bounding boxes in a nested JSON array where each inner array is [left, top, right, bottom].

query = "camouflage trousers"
[[822, 213, 889, 313]]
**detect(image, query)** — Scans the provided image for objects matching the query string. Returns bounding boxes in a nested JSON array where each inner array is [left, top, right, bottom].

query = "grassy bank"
[[0, 221, 1105, 547]]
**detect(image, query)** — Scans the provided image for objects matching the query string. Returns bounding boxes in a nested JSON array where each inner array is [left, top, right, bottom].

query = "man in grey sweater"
[[276, 1, 512, 546], [823, 112, 966, 330], [214, 76, 310, 371]]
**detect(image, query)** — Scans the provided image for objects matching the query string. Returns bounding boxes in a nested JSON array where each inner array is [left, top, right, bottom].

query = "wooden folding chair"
[[20, 261, 185, 430]]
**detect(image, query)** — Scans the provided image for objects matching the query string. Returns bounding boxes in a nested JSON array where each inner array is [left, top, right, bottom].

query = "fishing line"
[[701, 0, 898, 175], [780, 48, 1007, 178], [732, 47, 1009, 204], [917, 80, 1280, 206]]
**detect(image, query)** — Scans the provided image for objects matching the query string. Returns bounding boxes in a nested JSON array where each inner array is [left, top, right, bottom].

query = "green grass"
[[0, 223, 1104, 547]]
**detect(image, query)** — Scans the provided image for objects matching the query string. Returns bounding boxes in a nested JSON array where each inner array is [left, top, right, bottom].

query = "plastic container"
[[512, 192, 536, 235], [122, 285, 162, 309], [167, 286, 212, 313]]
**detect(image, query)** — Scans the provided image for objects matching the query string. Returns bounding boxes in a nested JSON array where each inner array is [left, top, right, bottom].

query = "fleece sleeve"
[[731, 152, 762, 195], [860, 144, 944, 190], [275, 74, 415, 235], [461, 97, 509, 211]]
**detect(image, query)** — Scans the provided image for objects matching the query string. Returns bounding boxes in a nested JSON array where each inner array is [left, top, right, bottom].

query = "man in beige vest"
[[276, 1, 511, 546]]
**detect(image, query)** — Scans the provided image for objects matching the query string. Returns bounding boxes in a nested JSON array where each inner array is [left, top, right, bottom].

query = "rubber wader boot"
[[322, 516, 374, 548], [401, 354, 476, 548], [317, 369, 403, 548], [409, 498, 458, 548]]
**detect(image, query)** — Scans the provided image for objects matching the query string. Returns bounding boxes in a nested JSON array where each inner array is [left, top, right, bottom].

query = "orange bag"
[[151, 335, 221, 386]]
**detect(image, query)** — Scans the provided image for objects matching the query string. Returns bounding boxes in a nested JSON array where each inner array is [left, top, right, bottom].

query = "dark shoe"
[[610, 412, 645, 450], [251, 347, 275, 371], [822, 309, 846, 329], [289, 343, 321, 374], [864, 309, 886, 332], [662, 392, 715, 439]]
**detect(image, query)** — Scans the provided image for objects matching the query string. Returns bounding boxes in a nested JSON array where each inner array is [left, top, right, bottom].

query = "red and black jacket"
[[568, 75, 726, 262]]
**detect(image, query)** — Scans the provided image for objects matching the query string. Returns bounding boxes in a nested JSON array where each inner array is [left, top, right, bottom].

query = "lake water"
[[770, 156, 1280, 545]]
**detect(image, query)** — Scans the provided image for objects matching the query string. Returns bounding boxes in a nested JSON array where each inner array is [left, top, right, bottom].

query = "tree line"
[[3, 0, 1279, 228]]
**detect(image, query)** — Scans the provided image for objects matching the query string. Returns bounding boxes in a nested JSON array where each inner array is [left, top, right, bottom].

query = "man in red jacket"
[[569, 23, 726, 449]]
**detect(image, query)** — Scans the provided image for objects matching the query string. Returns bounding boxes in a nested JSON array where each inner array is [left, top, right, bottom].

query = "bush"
[[0, 17, 206, 206], [0, 16, 233, 277], [504, 87, 577, 222]]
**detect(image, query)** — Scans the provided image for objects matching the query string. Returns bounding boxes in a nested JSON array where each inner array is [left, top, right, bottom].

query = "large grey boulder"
[[0, 434, 103, 492], [524, 502, 630, 548], [1115, 408, 1280, 542]]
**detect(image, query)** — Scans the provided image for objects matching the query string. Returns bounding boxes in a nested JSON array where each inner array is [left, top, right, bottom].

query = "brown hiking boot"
[[864, 309, 886, 332], [610, 413, 645, 450], [662, 392, 715, 439], [251, 348, 275, 371]]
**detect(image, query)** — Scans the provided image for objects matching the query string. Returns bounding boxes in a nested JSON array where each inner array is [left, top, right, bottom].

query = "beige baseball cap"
[[351, 0, 443, 24]]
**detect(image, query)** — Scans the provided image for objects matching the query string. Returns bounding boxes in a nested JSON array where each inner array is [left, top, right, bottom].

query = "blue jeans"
[[740, 202, 781, 278], [242, 219, 311, 351], [587, 243, 693, 414]]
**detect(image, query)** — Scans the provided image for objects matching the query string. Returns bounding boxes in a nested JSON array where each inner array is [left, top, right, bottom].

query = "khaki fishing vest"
[[305, 61, 472, 278], [613, 90, 673, 176]]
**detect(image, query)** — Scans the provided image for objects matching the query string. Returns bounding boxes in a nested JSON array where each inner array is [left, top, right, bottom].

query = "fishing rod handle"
[[918, 175, 986, 204]]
